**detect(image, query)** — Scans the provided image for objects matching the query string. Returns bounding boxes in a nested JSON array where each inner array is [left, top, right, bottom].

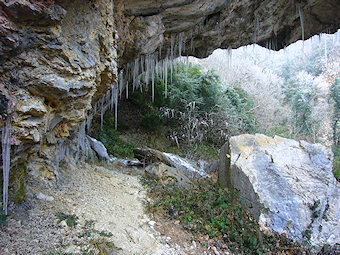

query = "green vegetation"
[[9, 163, 27, 203], [0, 163, 27, 203], [332, 145, 340, 181], [0, 213, 8, 230], [86, 238, 119, 255], [224, 86, 257, 134], [282, 72, 319, 140], [76, 220, 117, 255], [92, 112, 135, 159], [56, 212, 79, 227], [142, 174, 306, 254], [127, 62, 257, 157], [266, 125, 291, 139], [92, 61, 257, 160], [330, 79, 340, 181], [330, 79, 340, 146], [52, 218, 118, 255]]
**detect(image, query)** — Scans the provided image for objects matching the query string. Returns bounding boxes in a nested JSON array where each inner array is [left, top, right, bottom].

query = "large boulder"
[[218, 134, 340, 247]]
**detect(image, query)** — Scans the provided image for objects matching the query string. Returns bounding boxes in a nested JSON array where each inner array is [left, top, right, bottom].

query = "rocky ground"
[[0, 159, 222, 255]]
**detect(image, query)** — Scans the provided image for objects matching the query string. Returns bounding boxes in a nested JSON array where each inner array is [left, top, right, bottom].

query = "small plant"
[[0, 213, 8, 230], [56, 212, 79, 227], [85, 238, 120, 255], [322, 203, 330, 221], [98, 230, 113, 237]]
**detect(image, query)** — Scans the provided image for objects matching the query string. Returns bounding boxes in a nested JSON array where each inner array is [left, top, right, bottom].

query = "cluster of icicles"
[[1, 5, 310, 214], [1, 109, 11, 215], [53, 32, 194, 177], [91, 32, 195, 131]]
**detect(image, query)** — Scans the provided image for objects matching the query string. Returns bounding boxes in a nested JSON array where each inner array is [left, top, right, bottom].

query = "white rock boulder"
[[218, 134, 339, 247]]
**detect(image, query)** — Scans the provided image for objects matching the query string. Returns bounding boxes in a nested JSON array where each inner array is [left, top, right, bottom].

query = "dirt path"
[[0, 160, 189, 254]]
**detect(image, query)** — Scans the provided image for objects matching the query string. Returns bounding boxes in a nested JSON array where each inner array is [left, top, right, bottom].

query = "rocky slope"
[[0, 0, 340, 204], [0, 160, 190, 254]]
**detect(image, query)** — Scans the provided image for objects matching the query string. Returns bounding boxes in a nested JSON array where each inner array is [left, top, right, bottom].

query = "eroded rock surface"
[[219, 134, 340, 247], [0, 0, 118, 170], [0, 0, 339, 198], [120, 0, 340, 63]]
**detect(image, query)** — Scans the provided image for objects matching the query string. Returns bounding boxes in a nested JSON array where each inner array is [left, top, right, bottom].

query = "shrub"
[[91, 113, 135, 159]]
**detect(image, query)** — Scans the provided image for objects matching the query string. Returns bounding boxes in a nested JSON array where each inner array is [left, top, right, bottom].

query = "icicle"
[[2, 116, 11, 215], [151, 56, 155, 102], [133, 57, 139, 92], [178, 32, 183, 57], [100, 98, 104, 130], [94, 102, 97, 114], [139, 73, 143, 92], [145, 55, 150, 87], [226, 46, 232, 67], [182, 35, 186, 54], [164, 56, 168, 98], [171, 34, 175, 61], [87, 112, 93, 134], [119, 70, 124, 98], [155, 60, 159, 77], [186, 56, 189, 71], [152, 72, 155, 102], [114, 85, 118, 130], [126, 81, 129, 99], [110, 86, 115, 110], [275, 38, 278, 51], [254, 17, 259, 43], [141, 55, 145, 74], [298, 5, 305, 41]]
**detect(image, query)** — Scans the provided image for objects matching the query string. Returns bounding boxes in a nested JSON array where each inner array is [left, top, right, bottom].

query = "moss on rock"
[[9, 163, 27, 203]]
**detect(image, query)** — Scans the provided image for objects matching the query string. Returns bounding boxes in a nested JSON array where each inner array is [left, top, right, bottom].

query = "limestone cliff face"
[[0, 0, 339, 172], [0, 0, 118, 168]]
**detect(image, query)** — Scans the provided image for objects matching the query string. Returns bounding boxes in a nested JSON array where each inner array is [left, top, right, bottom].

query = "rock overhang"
[[119, 0, 340, 64], [0, 0, 339, 169]]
